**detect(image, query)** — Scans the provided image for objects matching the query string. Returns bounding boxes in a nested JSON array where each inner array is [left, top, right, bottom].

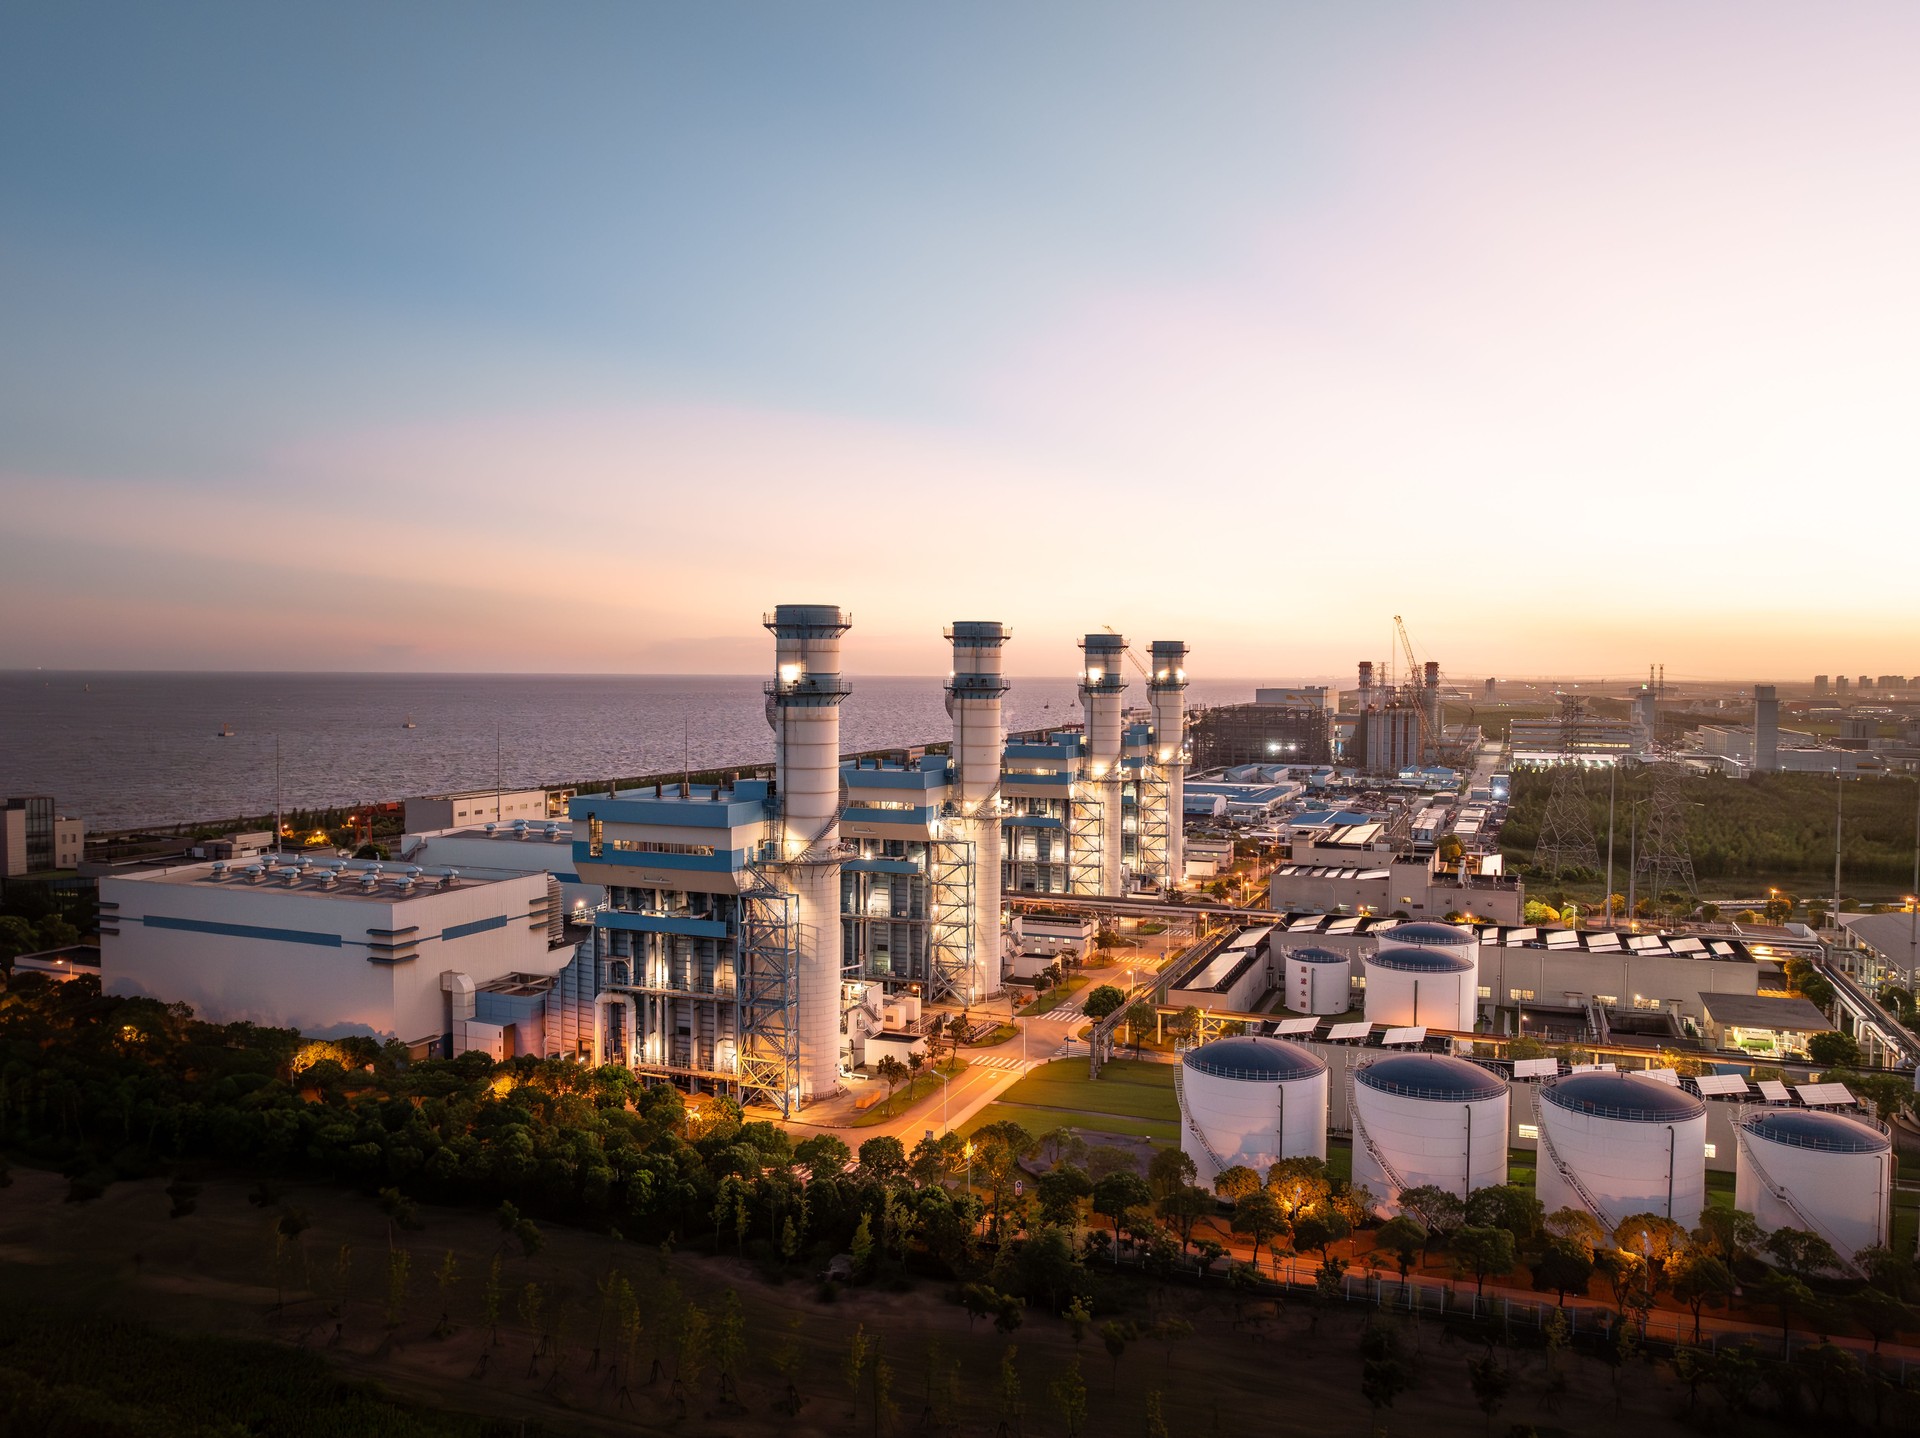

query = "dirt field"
[[0, 1167, 1722, 1437]]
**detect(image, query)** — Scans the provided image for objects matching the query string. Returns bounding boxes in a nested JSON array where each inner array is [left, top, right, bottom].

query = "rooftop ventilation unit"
[[485, 822, 499, 837], [441, 868, 460, 889], [209, 861, 230, 880], [513, 819, 529, 839], [245, 865, 265, 883]]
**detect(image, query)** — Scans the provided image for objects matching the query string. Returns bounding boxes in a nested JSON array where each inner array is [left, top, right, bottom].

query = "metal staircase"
[[1532, 1092, 1614, 1230], [1346, 1071, 1411, 1198], [1068, 792, 1103, 896], [1732, 1116, 1865, 1277], [1173, 1062, 1233, 1181], [926, 825, 976, 1005]]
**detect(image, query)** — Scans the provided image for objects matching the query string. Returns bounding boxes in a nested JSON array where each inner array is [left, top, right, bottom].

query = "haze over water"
[[1, 672, 1254, 832]]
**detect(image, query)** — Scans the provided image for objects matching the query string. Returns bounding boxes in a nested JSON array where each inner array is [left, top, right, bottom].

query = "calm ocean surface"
[[0, 672, 1255, 832]]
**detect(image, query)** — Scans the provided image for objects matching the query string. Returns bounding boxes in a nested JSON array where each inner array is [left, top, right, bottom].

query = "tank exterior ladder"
[[1533, 1091, 1614, 1231], [1732, 1119, 1866, 1277], [1174, 1062, 1233, 1183], [1347, 1070, 1411, 1201]]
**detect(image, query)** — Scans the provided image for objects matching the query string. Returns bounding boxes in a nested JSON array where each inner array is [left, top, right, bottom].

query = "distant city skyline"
[[4, 3, 1917, 679]]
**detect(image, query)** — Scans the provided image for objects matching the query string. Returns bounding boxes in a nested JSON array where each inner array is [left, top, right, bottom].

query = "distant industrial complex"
[[6, 635, 1910, 1143]]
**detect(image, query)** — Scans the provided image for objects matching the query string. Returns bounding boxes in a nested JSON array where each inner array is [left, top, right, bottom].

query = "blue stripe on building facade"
[[141, 914, 343, 947], [442, 914, 510, 942]]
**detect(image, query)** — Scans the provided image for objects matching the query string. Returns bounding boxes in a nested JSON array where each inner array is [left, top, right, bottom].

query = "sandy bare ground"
[[0, 1167, 1720, 1437]]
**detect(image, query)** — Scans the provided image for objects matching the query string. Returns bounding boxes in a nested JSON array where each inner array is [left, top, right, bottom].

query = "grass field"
[[961, 1101, 1179, 1145], [848, 1058, 968, 1127], [1018, 975, 1086, 1017], [997, 1058, 1178, 1121], [952, 1058, 1182, 1145]]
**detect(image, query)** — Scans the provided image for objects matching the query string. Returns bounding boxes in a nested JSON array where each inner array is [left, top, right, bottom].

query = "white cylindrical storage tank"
[[1179, 1035, 1328, 1186], [1535, 1072, 1707, 1231], [766, 603, 852, 1105], [1351, 1053, 1509, 1215], [1363, 946, 1476, 1031], [1376, 921, 1479, 959], [1283, 946, 1353, 1016], [947, 621, 1009, 1002], [1079, 633, 1128, 895], [1735, 1108, 1892, 1260]]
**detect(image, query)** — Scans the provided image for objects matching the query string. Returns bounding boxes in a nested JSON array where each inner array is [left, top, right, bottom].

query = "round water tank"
[[1282, 946, 1352, 1015], [1735, 1109, 1892, 1260], [1377, 922, 1476, 949], [1363, 946, 1477, 1031], [1179, 1036, 1328, 1185], [1535, 1073, 1707, 1230], [1350, 1053, 1508, 1214]]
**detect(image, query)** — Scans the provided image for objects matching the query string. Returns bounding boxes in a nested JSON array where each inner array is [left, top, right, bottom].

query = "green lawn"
[[961, 1102, 1179, 1146], [996, 1058, 1178, 1122], [848, 1060, 968, 1128], [1018, 976, 1086, 1017]]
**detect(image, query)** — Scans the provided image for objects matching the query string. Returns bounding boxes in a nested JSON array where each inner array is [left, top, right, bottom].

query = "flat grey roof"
[[1698, 992, 1833, 1032]]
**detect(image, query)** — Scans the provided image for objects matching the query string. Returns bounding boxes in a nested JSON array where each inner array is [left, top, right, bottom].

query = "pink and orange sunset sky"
[[3, 3, 1916, 681]]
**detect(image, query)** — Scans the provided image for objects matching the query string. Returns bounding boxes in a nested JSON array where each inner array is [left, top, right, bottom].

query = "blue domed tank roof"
[[1365, 945, 1475, 974], [1379, 922, 1475, 946], [1741, 1108, 1889, 1153], [1183, 1035, 1326, 1083], [1355, 1053, 1506, 1102], [1289, 947, 1351, 965], [1541, 1072, 1706, 1123]]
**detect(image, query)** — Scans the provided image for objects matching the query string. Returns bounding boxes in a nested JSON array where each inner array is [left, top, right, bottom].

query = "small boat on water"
[[217, 722, 236, 738], [403, 714, 417, 729]]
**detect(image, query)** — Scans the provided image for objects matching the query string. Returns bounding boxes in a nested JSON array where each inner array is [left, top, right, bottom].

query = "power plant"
[[567, 606, 1192, 1113]]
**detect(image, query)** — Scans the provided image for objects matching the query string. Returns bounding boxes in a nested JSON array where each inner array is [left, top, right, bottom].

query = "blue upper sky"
[[4, 3, 1917, 677]]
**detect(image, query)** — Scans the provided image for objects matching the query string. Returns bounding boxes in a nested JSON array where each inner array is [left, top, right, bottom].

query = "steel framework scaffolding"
[[1069, 791, 1104, 895], [736, 861, 801, 1116], [926, 830, 976, 1003], [1134, 767, 1169, 890]]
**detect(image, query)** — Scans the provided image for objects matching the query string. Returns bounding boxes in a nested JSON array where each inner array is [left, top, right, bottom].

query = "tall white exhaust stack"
[[766, 603, 851, 1104], [947, 621, 1009, 1000], [1150, 640, 1189, 889], [1080, 632, 1129, 896]]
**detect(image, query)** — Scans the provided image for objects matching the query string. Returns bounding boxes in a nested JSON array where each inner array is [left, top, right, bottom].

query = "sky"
[[3, 1, 1917, 682]]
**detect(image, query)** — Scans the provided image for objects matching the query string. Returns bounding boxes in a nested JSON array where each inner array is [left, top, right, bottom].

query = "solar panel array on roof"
[[1585, 933, 1624, 952], [1756, 1079, 1792, 1103], [1795, 1082, 1856, 1107], [1692, 1073, 1749, 1097], [1512, 1057, 1559, 1079], [1382, 1026, 1426, 1045], [1272, 1016, 1320, 1035], [1325, 1020, 1371, 1040], [1640, 1067, 1681, 1086], [1571, 1062, 1617, 1073], [1545, 930, 1581, 948]]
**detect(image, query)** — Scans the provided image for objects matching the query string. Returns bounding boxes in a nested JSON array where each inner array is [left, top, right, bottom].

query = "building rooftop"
[[1698, 992, 1833, 1032], [1286, 946, 1351, 965], [118, 856, 539, 904]]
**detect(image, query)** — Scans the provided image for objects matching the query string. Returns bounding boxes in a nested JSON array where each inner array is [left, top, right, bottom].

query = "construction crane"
[[1393, 614, 1441, 763], [1103, 625, 1154, 685]]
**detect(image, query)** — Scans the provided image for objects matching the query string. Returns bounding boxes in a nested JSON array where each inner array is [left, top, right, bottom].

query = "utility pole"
[[1832, 769, 1844, 921], [1625, 801, 1638, 926], [1604, 765, 1617, 927]]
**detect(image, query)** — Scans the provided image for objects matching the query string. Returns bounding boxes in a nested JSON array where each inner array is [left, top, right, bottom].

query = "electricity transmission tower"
[[1531, 695, 1600, 879], [1534, 767, 1601, 878], [1634, 761, 1698, 903]]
